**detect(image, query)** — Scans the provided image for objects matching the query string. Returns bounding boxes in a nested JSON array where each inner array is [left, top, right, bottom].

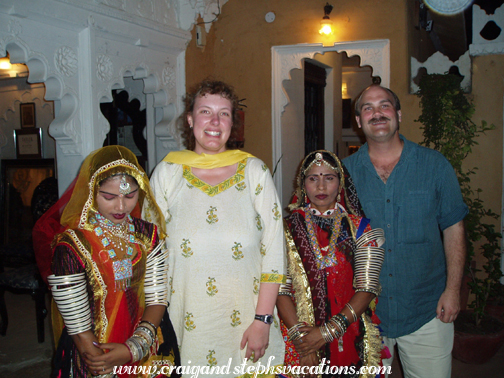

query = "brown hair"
[[354, 84, 401, 117], [179, 79, 243, 150]]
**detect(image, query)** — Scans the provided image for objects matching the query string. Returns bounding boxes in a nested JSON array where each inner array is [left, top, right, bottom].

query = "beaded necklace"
[[304, 206, 343, 270], [309, 207, 336, 217], [90, 212, 137, 291]]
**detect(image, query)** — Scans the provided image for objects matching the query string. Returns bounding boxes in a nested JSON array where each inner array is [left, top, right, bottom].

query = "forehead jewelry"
[[119, 175, 131, 195], [304, 152, 339, 175]]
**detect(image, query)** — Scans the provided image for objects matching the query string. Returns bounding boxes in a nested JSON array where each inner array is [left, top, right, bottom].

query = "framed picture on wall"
[[20, 102, 36, 128], [14, 128, 42, 159]]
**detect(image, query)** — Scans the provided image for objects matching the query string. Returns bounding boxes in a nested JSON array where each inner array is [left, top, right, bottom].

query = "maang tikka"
[[119, 175, 131, 195]]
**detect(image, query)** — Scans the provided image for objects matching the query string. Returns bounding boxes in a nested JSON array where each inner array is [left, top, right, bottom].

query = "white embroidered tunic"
[[147, 157, 286, 377]]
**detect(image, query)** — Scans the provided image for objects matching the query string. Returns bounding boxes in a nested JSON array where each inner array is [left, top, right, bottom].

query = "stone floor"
[[0, 291, 53, 378], [0, 290, 503, 377]]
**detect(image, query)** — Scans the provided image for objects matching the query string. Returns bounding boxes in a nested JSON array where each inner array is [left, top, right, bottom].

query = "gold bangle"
[[345, 303, 358, 323]]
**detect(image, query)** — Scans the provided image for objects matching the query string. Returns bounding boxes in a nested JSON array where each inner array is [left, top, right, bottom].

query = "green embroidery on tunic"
[[182, 159, 248, 197], [255, 214, 262, 231], [232, 242, 244, 260], [206, 277, 218, 296], [206, 206, 218, 224], [180, 239, 193, 258], [185, 312, 196, 331], [255, 184, 263, 195], [272, 203, 281, 221], [253, 277, 260, 295], [206, 350, 217, 367], [230, 310, 241, 327]]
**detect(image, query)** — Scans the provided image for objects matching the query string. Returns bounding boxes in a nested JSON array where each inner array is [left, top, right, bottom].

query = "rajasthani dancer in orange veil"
[[46, 146, 178, 378]]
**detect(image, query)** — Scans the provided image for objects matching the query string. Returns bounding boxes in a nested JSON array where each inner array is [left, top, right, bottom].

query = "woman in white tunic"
[[146, 80, 286, 377]]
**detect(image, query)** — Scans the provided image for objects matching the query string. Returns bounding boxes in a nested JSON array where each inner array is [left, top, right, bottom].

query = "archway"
[[271, 40, 390, 209]]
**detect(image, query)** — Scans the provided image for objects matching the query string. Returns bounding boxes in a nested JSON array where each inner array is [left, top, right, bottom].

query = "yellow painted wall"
[[185, 0, 503, 251], [186, 0, 410, 166], [469, 55, 504, 221]]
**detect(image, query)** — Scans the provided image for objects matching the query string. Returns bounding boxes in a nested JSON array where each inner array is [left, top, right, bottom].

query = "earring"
[[336, 194, 341, 203], [302, 189, 308, 205]]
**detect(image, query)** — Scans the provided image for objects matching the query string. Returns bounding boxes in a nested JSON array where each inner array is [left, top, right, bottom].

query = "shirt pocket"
[[397, 190, 433, 245]]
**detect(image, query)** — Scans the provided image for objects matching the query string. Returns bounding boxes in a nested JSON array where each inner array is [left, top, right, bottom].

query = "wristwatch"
[[255, 314, 274, 324]]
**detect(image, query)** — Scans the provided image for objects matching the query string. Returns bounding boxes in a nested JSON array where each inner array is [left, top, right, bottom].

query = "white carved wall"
[[410, 4, 504, 93], [470, 4, 504, 56], [410, 51, 471, 93], [0, 0, 226, 194]]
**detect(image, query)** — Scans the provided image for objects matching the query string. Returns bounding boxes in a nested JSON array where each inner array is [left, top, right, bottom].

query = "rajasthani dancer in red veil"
[[277, 150, 387, 378]]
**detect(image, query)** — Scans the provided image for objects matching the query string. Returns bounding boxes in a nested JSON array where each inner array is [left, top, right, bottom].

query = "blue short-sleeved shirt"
[[343, 135, 468, 338]]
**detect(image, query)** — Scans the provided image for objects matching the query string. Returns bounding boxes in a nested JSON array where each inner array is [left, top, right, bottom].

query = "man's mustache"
[[369, 116, 391, 123]]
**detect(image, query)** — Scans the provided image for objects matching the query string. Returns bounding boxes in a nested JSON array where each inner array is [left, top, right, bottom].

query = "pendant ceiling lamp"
[[319, 3, 334, 35]]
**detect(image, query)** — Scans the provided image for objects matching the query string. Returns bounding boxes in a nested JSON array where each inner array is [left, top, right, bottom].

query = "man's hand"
[[436, 288, 460, 323]]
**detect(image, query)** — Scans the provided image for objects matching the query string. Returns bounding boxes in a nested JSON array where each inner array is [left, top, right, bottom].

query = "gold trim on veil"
[[60, 145, 166, 239]]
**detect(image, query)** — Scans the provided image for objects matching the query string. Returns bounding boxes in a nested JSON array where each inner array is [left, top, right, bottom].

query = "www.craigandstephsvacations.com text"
[[112, 356, 391, 377]]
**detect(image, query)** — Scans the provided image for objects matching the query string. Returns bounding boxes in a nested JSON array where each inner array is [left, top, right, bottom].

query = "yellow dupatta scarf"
[[163, 149, 255, 168]]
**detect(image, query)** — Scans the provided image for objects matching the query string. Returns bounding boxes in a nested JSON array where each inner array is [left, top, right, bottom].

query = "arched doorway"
[[271, 40, 390, 209]]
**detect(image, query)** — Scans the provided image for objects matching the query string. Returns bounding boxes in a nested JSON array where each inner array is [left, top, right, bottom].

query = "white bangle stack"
[[144, 241, 169, 306], [354, 228, 385, 296], [278, 274, 293, 297], [48, 273, 92, 335]]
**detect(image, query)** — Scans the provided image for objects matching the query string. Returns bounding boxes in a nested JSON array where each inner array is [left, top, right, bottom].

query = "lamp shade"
[[319, 18, 334, 35]]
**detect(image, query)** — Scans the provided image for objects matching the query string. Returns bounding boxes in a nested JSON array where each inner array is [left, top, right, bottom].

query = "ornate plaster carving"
[[49, 92, 82, 156], [99, 0, 125, 10], [470, 43, 504, 56], [348, 48, 384, 77], [68, 0, 187, 32], [8, 18, 22, 36], [155, 102, 182, 156], [97, 54, 114, 82], [274, 40, 390, 112], [55, 46, 78, 77], [411, 51, 471, 93], [162, 64, 176, 91], [174, 0, 229, 32], [470, 4, 504, 56]]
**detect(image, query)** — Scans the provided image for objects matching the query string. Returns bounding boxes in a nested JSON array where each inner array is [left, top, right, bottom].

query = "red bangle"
[[124, 342, 134, 363]]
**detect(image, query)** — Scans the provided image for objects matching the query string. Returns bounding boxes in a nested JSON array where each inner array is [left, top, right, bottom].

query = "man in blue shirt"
[[344, 85, 468, 378]]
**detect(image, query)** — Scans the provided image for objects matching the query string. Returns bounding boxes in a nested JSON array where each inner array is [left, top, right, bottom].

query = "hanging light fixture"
[[319, 3, 334, 35]]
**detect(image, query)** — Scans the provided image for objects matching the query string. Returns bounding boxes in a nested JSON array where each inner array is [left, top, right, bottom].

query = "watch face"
[[256, 314, 274, 324]]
